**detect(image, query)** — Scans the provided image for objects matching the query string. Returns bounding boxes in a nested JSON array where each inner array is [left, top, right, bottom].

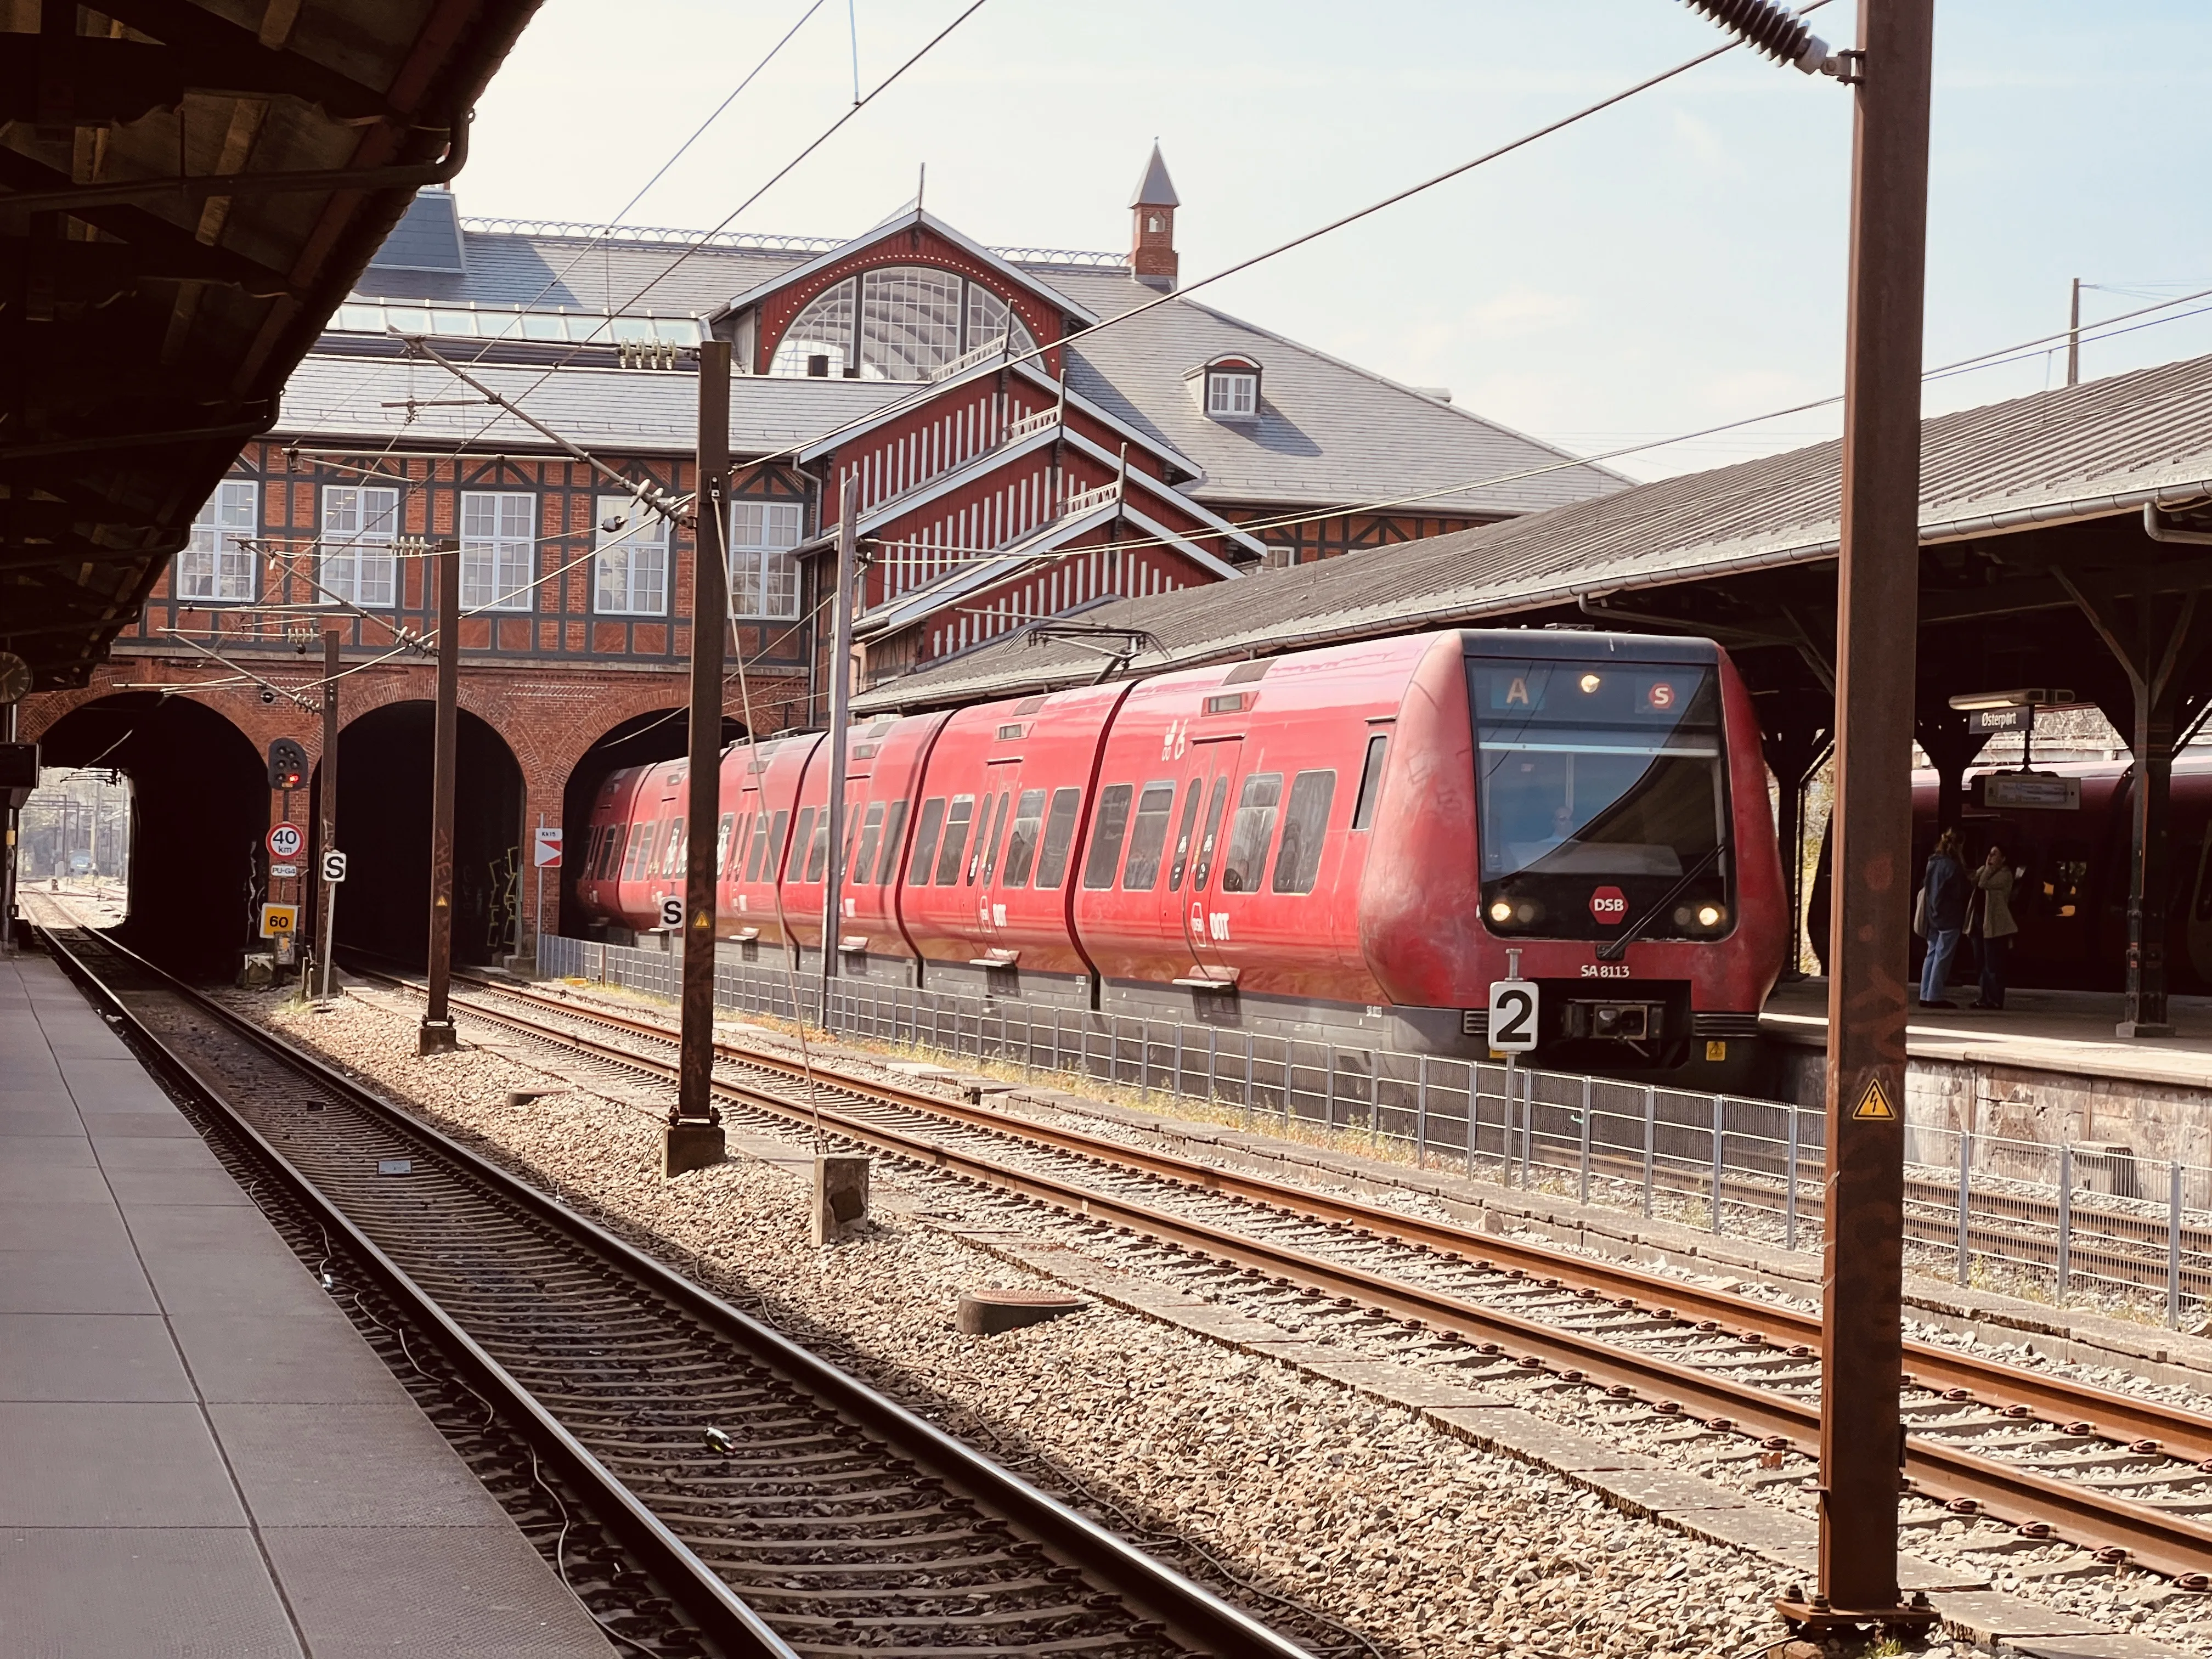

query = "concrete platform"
[[1763, 978, 2212, 1091], [0, 949, 616, 1657]]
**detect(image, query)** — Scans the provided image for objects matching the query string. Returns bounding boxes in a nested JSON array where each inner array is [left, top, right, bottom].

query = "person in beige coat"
[[1972, 845, 2019, 1009]]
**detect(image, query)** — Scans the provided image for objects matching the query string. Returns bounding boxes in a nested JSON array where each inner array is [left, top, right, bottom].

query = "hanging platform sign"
[[1979, 772, 2081, 811]]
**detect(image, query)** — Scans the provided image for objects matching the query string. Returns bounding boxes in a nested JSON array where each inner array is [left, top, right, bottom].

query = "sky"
[[456, 1, 2212, 479]]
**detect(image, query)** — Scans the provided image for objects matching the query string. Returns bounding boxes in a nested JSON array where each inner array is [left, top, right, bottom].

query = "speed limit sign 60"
[[1487, 978, 1540, 1053], [267, 821, 303, 862]]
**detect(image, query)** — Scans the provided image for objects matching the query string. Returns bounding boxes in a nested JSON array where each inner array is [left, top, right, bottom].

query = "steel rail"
[[53, 932, 1311, 1659], [44, 929, 792, 1659], [447, 971, 2212, 1462], [401, 971, 2212, 1579]]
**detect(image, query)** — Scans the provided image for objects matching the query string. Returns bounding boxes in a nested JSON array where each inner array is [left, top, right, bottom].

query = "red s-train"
[[572, 629, 1788, 1073]]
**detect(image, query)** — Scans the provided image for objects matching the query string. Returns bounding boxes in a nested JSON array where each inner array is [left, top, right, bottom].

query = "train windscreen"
[[1469, 658, 1731, 943]]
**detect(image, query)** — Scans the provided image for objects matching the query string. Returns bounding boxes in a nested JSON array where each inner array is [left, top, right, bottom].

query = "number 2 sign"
[[1487, 978, 1539, 1053]]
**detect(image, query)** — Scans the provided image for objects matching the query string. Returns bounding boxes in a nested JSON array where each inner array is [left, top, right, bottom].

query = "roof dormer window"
[[1189, 356, 1262, 422], [1206, 370, 1257, 418]]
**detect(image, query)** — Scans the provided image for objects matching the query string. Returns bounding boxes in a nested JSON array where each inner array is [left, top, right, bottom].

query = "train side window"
[[840, 807, 861, 884], [766, 810, 791, 877], [933, 795, 976, 885], [805, 810, 830, 882], [877, 800, 909, 883], [743, 814, 771, 882], [596, 826, 620, 881], [659, 817, 686, 878], [1192, 776, 1231, 890], [1121, 782, 1177, 890], [1033, 788, 1082, 888], [1082, 786, 1135, 889], [1352, 735, 1389, 830], [1272, 770, 1337, 894], [909, 799, 946, 884], [978, 791, 1012, 884], [800, 809, 827, 884], [854, 803, 885, 888], [1001, 789, 1047, 888], [623, 822, 652, 881], [1221, 773, 1284, 894], [716, 814, 736, 877], [1167, 781, 1204, 891]]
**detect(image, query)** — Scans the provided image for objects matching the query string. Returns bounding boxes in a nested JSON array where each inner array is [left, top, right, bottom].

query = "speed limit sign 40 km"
[[267, 821, 303, 862], [1487, 978, 1540, 1053]]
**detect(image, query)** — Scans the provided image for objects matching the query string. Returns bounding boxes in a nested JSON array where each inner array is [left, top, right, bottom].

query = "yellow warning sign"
[[1853, 1077, 1897, 1121], [259, 903, 297, 938]]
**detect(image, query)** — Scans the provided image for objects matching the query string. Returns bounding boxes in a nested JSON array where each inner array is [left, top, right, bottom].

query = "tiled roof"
[[272, 354, 904, 454], [342, 213, 1628, 521], [1043, 266, 1629, 516], [850, 351, 2212, 714]]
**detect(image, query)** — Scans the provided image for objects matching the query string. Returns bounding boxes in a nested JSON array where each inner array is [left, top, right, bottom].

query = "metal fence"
[[539, 934, 2212, 1325]]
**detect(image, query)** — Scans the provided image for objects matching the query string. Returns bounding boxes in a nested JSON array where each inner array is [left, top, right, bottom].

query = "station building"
[[19, 150, 1623, 975]]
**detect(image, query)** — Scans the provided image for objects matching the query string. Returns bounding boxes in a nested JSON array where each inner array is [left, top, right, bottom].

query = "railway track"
[[367, 961, 2212, 1589], [37, 925, 1309, 1659]]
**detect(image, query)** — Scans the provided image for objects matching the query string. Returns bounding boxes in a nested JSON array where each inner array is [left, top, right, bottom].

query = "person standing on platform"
[[1971, 844, 2018, 1010], [1918, 828, 1968, 1009]]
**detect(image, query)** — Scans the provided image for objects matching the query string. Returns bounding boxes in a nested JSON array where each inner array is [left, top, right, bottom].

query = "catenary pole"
[[418, 541, 461, 1055], [317, 629, 340, 1000], [669, 337, 731, 1173], [820, 475, 858, 1011], [1815, 0, 1935, 1624]]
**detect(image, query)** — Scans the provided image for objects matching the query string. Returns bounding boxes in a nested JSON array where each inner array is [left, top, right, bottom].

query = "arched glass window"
[[768, 265, 1037, 379]]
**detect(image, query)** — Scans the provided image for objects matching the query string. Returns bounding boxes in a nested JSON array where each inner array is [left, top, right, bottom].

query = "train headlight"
[[1489, 900, 1514, 924], [1515, 900, 1540, 924], [1696, 903, 1725, 929], [1578, 673, 1602, 694]]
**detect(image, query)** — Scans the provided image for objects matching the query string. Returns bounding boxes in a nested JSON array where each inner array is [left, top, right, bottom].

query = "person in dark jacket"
[[1918, 828, 1968, 1008]]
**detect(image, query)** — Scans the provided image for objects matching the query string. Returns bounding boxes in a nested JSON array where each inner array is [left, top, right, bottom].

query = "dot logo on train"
[[574, 631, 1785, 1074]]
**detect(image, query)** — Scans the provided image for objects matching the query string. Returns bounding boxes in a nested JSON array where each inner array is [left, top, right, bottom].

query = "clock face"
[[0, 652, 29, 706]]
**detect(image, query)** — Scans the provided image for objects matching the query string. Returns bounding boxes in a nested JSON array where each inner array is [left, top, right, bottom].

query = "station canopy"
[[1, 0, 538, 692]]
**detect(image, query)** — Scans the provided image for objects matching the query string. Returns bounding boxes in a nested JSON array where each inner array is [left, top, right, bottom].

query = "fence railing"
[[538, 934, 2212, 1325]]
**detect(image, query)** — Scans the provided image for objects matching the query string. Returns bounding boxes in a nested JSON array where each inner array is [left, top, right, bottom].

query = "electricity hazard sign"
[[533, 827, 562, 868], [1852, 1077, 1897, 1121], [259, 903, 298, 938], [267, 821, 303, 861]]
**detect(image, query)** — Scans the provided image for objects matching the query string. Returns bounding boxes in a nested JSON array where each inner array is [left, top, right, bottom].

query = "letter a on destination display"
[[1852, 1077, 1897, 1121]]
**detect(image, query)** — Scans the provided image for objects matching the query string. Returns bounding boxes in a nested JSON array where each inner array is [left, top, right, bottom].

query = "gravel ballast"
[[230, 983, 1827, 1659]]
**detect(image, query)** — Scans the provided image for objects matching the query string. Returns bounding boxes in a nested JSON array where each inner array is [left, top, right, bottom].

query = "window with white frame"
[[178, 481, 258, 602], [1205, 369, 1259, 419], [594, 496, 667, 616], [319, 485, 399, 607], [730, 500, 803, 620], [460, 492, 535, 611]]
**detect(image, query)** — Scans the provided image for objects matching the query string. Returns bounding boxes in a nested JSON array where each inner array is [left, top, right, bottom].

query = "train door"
[[1175, 738, 1243, 974], [970, 764, 1019, 947], [2187, 831, 2212, 986]]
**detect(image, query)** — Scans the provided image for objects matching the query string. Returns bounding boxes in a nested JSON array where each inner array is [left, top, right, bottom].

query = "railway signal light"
[[267, 738, 308, 792]]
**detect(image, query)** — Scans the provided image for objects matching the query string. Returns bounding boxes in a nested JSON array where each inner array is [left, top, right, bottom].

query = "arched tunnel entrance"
[[30, 693, 265, 978], [333, 702, 523, 968], [558, 709, 742, 938]]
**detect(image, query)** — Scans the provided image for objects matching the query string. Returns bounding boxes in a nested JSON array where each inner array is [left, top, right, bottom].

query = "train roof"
[[853, 351, 2212, 715]]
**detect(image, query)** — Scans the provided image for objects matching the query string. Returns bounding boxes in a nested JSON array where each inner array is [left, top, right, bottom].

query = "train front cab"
[[1361, 630, 1786, 1079]]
